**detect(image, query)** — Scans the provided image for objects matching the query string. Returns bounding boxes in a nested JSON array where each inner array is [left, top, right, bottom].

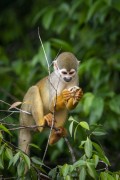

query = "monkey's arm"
[[62, 88, 83, 110]]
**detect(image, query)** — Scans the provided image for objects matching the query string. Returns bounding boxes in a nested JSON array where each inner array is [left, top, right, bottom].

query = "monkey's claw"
[[44, 113, 56, 127]]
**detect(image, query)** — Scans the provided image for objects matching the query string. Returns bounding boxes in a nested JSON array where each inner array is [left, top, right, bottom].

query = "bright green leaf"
[[0, 124, 12, 136], [89, 96, 104, 124], [13, 152, 20, 166], [0, 144, 5, 155], [109, 95, 120, 115], [87, 162, 97, 179], [69, 121, 74, 137], [61, 164, 69, 177], [42, 8, 56, 29], [17, 160, 25, 177], [29, 143, 41, 150], [84, 137, 93, 158], [0, 157, 4, 169], [5, 148, 13, 159], [83, 93, 94, 115], [93, 154, 99, 167], [22, 153, 31, 169], [73, 160, 86, 168], [79, 121, 90, 130], [79, 167, 87, 180], [65, 175, 71, 180]]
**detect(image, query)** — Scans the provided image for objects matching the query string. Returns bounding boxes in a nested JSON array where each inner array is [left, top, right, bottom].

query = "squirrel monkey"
[[19, 52, 83, 155]]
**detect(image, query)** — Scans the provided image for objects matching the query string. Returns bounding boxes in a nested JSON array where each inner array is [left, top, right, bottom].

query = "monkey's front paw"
[[44, 113, 56, 127], [73, 88, 83, 104], [62, 89, 72, 102]]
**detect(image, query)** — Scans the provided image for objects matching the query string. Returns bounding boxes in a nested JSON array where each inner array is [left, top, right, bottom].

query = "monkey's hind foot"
[[44, 113, 56, 127], [55, 127, 67, 137], [49, 127, 67, 145]]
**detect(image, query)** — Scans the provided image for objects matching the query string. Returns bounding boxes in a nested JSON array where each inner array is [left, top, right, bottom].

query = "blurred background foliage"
[[0, 0, 120, 172]]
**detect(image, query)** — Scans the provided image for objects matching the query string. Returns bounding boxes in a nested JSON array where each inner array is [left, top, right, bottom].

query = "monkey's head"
[[53, 52, 79, 83]]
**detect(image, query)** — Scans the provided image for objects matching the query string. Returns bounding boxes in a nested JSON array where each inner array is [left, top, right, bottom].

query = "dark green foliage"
[[0, 0, 120, 178]]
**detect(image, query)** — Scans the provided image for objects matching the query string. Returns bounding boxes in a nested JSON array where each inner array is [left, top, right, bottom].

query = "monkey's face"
[[53, 52, 79, 83], [54, 62, 77, 82], [59, 68, 76, 82]]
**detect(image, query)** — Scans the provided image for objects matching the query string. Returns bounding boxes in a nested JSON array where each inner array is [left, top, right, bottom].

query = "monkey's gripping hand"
[[62, 86, 83, 110]]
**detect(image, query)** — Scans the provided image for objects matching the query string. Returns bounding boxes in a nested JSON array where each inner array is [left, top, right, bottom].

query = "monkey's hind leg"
[[19, 128, 31, 155], [30, 86, 45, 132]]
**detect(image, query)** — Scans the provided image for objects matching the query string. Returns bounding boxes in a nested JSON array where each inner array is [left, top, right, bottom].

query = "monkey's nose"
[[64, 77, 72, 82]]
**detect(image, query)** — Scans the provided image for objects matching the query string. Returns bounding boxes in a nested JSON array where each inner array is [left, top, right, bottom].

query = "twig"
[[38, 27, 50, 76], [64, 137, 76, 163], [0, 100, 31, 115], [0, 112, 14, 121], [38, 28, 57, 164]]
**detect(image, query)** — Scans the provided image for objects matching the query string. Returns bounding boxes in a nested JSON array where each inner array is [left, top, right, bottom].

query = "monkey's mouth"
[[64, 77, 72, 82]]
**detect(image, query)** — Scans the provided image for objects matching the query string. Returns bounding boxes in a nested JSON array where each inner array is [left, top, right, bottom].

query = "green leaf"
[[83, 93, 94, 115], [79, 167, 87, 180], [17, 160, 25, 177], [92, 129, 107, 136], [84, 137, 93, 158], [13, 152, 20, 166], [42, 8, 56, 29], [113, 0, 120, 11], [100, 172, 115, 180], [48, 167, 58, 179], [73, 160, 86, 168], [89, 96, 104, 124], [87, 162, 97, 179], [93, 154, 99, 167], [0, 157, 4, 169], [86, 0, 103, 21], [29, 143, 41, 150], [5, 148, 13, 159], [65, 175, 71, 180], [8, 158, 14, 169], [61, 164, 69, 177], [109, 95, 120, 114], [51, 38, 73, 51], [0, 124, 12, 136], [68, 116, 77, 123], [92, 142, 110, 165], [69, 121, 74, 137], [31, 157, 47, 173], [79, 121, 90, 130], [22, 153, 31, 169], [92, 142, 104, 155], [31, 157, 43, 166], [74, 124, 79, 140], [0, 144, 5, 155]]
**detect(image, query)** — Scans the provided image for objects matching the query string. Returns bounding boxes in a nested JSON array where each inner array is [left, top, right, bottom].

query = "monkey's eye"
[[69, 71, 75, 75], [62, 71, 67, 75]]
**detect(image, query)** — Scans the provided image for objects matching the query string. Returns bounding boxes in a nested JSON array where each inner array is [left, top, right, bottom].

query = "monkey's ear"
[[77, 59, 81, 66], [77, 60, 81, 65], [53, 60, 58, 70]]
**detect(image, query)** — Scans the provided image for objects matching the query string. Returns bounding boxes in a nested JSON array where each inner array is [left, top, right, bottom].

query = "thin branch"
[[38, 27, 50, 76], [64, 137, 76, 163], [0, 100, 31, 115], [0, 112, 14, 121], [38, 28, 57, 164]]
